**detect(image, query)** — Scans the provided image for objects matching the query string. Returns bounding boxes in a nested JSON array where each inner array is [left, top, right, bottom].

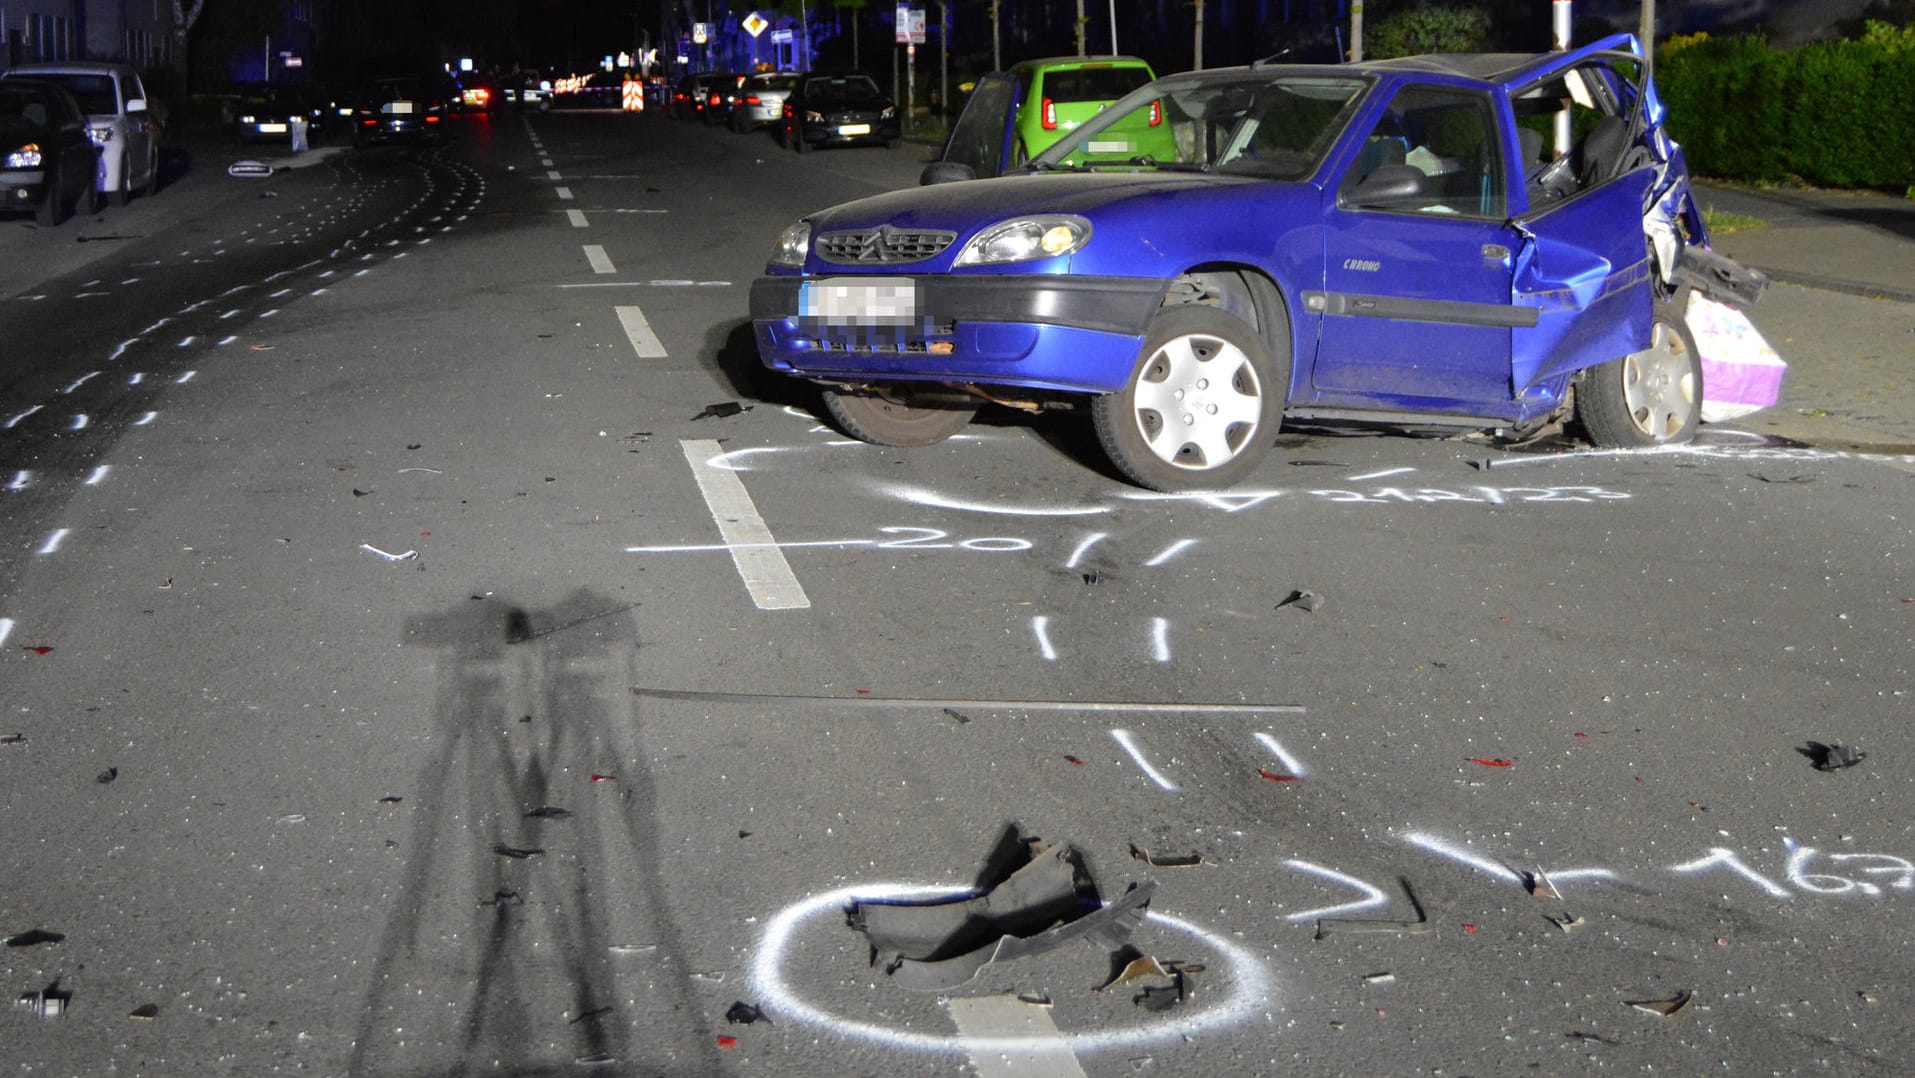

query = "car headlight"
[[769, 221, 811, 268], [6, 144, 44, 168], [87, 125, 113, 145], [804, 110, 823, 123], [880, 106, 897, 120], [954, 215, 1092, 266]]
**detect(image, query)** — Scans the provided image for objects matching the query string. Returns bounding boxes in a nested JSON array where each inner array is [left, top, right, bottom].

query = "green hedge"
[[1655, 22, 1915, 189]]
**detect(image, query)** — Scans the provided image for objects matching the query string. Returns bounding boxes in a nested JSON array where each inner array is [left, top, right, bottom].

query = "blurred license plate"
[[1088, 139, 1129, 154], [801, 277, 918, 325], [388, 101, 414, 115], [259, 122, 289, 133], [838, 123, 871, 136]]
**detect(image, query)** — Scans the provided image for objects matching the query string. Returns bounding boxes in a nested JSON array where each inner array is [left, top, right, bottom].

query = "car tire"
[[111, 169, 131, 208], [794, 130, 811, 153], [37, 162, 64, 227], [822, 388, 978, 447], [1576, 304, 1701, 447], [1092, 306, 1286, 491], [141, 148, 159, 196]]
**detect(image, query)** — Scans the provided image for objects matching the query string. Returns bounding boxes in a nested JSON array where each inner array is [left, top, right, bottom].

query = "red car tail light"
[[1148, 99, 1162, 126], [1041, 97, 1056, 130]]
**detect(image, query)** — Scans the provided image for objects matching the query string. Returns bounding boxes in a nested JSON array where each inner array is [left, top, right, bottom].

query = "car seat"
[[1574, 115, 1627, 188]]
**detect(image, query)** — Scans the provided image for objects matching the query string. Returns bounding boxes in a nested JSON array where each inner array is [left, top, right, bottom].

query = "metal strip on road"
[[944, 997, 1090, 1078], [584, 244, 615, 274], [614, 305, 667, 358], [630, 687, 1305, 715], [679, 439, 811, 611]]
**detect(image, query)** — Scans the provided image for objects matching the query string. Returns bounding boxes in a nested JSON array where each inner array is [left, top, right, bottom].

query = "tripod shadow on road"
[[348, 588, 715, 1076]]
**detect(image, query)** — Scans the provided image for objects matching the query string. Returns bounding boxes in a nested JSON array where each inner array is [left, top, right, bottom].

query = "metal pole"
[[1349, 1, 1362, 63], [1108, 0, 1117, 54], [991, 0, 1001, 71], [801, 0, 810, 70], [1639, 0, 1656, 81], [1554, 0, 1573, 156], [1193, 0, 1203, 71], [939, 2, 948, 125], [1075, 0, 1085, 57]]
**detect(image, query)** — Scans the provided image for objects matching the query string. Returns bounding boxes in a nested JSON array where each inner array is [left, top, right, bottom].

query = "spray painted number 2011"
[[876, 527, 1033, 552]]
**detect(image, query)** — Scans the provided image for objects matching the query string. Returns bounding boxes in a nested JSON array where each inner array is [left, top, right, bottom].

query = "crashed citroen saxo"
[[748, 34, 1766, 491]]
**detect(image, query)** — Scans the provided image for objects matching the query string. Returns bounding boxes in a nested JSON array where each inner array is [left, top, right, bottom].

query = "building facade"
[[0, 0, 177, 72]]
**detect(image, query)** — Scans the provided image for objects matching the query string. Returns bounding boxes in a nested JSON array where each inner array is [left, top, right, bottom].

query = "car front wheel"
[[822, 387, 977, 447], [37, 162, 64, 226], [1576, 306, 1701, 447], [1092, 306, 1285, 491]]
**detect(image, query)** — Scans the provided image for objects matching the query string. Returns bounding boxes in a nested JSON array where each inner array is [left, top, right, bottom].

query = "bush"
[[1657, 21, 1915, 189], [1367, 3, 1493, 59]]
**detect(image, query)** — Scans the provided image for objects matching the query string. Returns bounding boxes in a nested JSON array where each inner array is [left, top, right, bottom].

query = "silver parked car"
[[730, 72, 798, 132], [1, 61, 160, 206]]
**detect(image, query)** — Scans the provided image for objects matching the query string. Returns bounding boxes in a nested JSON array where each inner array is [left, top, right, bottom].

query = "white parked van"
[[2, 61, 161, 206]]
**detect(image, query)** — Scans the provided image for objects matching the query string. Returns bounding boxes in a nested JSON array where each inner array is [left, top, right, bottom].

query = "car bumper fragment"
[[750, 274, 1163, 393]]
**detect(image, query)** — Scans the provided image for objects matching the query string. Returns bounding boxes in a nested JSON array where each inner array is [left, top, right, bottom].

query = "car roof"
[[1010, 55, 1153, 72], [6, 60, 135, 76]]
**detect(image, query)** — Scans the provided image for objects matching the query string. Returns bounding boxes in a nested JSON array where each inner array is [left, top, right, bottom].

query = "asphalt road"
[[2, 109, 1913, 1076]]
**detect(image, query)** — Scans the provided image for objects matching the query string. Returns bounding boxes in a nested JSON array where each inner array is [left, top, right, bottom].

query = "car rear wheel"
[[1092, 306, 1284, 491], [794, 129, 811, 153], [822, 387, 977, 447], [111, 168, 131, 208], [1576, 306, 1701, 447]]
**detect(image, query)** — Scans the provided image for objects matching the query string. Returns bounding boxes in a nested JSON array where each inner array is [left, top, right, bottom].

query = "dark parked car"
[[350, 77, 449, 146], [232, 82, 327, 143], [750, 35, 1768, 490], [780, 71, 899, 152], [670, 72, 733, 121], [0, 78, 100, 226]]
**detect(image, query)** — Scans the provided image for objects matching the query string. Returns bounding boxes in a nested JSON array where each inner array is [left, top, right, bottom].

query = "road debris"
[[1467, 757, 1515, 768], [1276, 589, 1323, 613], [589, 773, 617, 783], [129, 1003, 159, 1020], [1258, 769, 1300, 783], [1315, 877, 1431, 938], [716, 1035, 739, 1049], [1523, 867, 1561, 899], [569, 1006, 613, 1025], [20, 646, 52, 655], [486, 891, 523, 910], [1129, 844, 1203, 868], [359, 544, 418, 561], [849, 842, 1156, 991], [1063, 755, 1086, 766], [5, 929, 63, 948], [0, 733, 24, 746], [1800, 741, 1866, 772], [524, 806, 572, 819], [1100, 955, 1172, 991], [942, 707, 971, 725], [492, 844, 544, 860], [692, 402, 749, 420], [352, 488, 373, 497], [95, 767, 118, 784], [1627, 990, 1693, 1018], [1363, 972, 1396, 986], [16, 984, 69, 1019], [1545, 912, 1586, 934], [607, 944, 658, 955], [1016, 991, 1053, 1007], [725, 1001, 770, 1025]]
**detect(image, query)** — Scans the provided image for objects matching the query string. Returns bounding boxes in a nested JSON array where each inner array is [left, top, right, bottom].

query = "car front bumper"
[[749, 273, 1164, 393], [1, 171, 51, 206]]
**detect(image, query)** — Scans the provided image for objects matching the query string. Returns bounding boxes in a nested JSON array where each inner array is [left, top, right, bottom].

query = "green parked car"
[[1007, 55, 1159, 165]]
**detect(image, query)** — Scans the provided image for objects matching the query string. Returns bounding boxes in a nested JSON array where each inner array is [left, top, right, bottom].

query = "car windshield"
[[806, 75, 882, 105], [38, 73, 116, 114], [0, 85, 56, 126], [1031, 72, 1370, 181]]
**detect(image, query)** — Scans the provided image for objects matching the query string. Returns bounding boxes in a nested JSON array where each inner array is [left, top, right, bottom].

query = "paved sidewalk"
[[1694, 181, 1915, 302]]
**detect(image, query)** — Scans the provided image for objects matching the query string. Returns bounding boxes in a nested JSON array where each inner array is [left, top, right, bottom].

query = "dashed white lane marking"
[[566, 209, 588, 228], [1149, 616, 1170, 663], [1111, 728, 1178, 791], [546, 169, 562, 181], [944, 996, 1090, 1078], [614, 305, 667, 358], [583, 244, 615, 274], [555, 186, 574, 200], [680, 439, 810, 611], [0, 618, 12, 646]]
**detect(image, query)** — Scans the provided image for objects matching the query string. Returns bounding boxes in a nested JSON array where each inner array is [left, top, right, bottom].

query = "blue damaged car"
[[748, 34, 1766, 490]]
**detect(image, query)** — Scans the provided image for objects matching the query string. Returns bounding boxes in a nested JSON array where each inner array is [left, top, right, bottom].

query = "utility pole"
[[1108, 0, 1117, 54], [1640, 0, 1656, 80], [1349, 1, 1363, 62], [1075, 0, 1085, 56], [1193, 0, 1204, 70], [991, 0, 1001, 71], [939, 1, 948, 124]]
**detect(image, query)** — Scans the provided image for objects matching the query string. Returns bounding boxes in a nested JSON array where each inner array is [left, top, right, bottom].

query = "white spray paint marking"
[[218, 335, 237, 346], [882, 482, 1109, 517], [4, 406, 40, 429], [69, 415, 88, 431], [615, 305, 667, 358], [36, 529, 70, 555], [0, 618, 11, 647], [1031, 616, 1057, 661], [1111, 729, 1178, 791], [583, 244, 615, 274], [258, 309, 279, 319], [555, 186, 574, 200], [107, 339, 136, 361], [1670, 848, 1793, 899], [128, 373, 145, 385], [1403, 832, 1524, 884], [219, 309, 241, 320], [1254, 731, 1307, 778], [1063, 532, 1107, 569], [944, 997, 1090, 1078], [567, 209, 588, 228], [1143, 538, 1197, 567], [83, 465, 110, 487], [270, 288, 292, 298], [175, 371, 197, 384], [1123, 490, 1284, 513], [1284, 860, 1390, 920], [752, 883, 1273, 1053], [177, 336, 196, 347], [680, 439, 809, 610], [1149, 617, 1171, 663], [1348, 466, 1416, 482], [5, 471, 30, 492], [708, 447, 787, 471], [134, 412, 158, 426]]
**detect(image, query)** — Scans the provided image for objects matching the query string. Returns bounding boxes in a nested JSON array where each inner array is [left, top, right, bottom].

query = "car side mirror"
[[920, 160, 976, 186]]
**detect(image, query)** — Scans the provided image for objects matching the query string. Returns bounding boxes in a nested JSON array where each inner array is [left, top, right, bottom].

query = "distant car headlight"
[[769, 221, 811, 268], [239, 114, 257, 124], [804, 110, 823, 123], [954, 215, 1092, 265], [5, 144, 44, 168], [86, 125, 114, 145]]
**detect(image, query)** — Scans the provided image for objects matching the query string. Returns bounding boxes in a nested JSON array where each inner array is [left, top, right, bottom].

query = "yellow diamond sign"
[[743, 12, 769, 37]]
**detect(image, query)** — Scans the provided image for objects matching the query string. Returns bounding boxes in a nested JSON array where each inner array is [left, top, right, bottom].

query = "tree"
[[172, 0, 208, 78], [1366, 2, 1492, 59]]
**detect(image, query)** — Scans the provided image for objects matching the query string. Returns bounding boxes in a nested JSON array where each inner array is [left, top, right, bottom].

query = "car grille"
[[816, 227, 956, 265]]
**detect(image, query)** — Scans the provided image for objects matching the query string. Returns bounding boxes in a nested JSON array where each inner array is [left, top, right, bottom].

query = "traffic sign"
[[743, 12, 768, 37], [895, 5, 925, 44]]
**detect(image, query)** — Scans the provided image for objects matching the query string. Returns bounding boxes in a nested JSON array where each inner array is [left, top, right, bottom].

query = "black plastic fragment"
[[95, 767, 118, 784], [493, 844, 544, 860], [5, 929, 64, 948], [525, 806, 572, 819], [725, 1001, 770, 1025], [693, 402, 749, 420], [1800, 741, 1866, 772], [1277, 589, 1322, 613]]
